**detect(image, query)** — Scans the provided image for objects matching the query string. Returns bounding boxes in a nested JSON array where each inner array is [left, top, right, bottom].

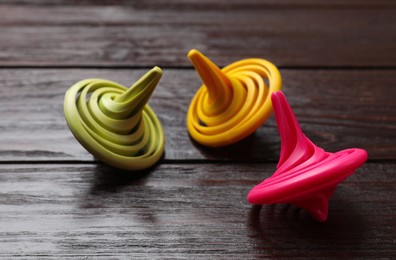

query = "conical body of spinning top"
[[187, 49, 282, 147], [247, 91, 368, 222], [64, 67, 165, 171]]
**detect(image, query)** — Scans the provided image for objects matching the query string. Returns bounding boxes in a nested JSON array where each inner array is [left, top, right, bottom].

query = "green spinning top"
[[64, 67, 165, 170]]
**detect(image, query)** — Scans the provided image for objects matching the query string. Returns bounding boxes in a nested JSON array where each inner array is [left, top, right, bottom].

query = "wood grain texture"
[[0, 1, 395, 258], [0, 4, 395, 67], [0, 68, 394, 162], [1, 0, 395, 7], [0, 162, 394, 258]]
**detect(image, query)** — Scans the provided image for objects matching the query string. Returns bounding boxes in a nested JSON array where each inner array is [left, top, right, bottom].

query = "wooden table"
[[0, 1, 395, 258]]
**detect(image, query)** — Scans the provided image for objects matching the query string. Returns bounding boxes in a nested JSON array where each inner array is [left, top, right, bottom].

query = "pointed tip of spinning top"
[[270, 91, 292, 116], [271, 90, 302, 135], [150, 66, 163, 78], [270, 90, 284, 101], [113, 66, 162, 104], [270, 90, 310, 168], [141, 66, 163, 88], [187, 49, 230, 101], [187, 49, 222, 74], [187, 49, 218, 74], [187, 49, 201, 60], [140, 65, 162, 96]]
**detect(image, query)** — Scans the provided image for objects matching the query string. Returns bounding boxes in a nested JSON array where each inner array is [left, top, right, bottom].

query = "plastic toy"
[[64, 67, 165, 171], [186, 49, 282, 147], [247, 91, 368, 222]]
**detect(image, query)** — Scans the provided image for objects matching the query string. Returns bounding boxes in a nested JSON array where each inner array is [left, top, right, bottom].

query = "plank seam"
[[0, 159, 390, 165], [1, 65, 396, 70]]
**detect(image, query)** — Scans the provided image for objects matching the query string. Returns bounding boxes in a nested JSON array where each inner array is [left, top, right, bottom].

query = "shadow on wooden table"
[[189, 131, 279, 161], [247, 195, 366, 255], [86, 162, 160, 194]]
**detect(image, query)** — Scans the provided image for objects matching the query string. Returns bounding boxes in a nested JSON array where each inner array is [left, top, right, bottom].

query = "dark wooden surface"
[[0, 1, 396, 67], [0, 1, 395, 258]]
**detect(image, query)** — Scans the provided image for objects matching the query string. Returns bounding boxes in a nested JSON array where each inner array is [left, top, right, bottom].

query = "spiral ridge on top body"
[[64, 67, 165, 171], [186, 49, 282, 147]]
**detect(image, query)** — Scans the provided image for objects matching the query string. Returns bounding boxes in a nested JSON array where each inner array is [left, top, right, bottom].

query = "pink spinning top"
[[247, 91, 368, 222]]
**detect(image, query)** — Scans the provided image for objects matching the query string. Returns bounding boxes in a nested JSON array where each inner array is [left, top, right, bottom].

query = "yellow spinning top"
[[187, 49, 282, 147]]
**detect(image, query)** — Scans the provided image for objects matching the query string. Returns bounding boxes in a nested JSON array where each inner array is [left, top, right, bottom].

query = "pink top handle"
[[247, 91, 368, 222]]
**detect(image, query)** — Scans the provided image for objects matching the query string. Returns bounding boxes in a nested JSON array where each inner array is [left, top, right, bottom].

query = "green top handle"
[[64, 67, 165, 171]]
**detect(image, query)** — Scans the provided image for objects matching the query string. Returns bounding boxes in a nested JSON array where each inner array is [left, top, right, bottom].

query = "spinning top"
[[64, 67, 165, 171], [187, 49, 282, 147], [247, 91, 368, 222]]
